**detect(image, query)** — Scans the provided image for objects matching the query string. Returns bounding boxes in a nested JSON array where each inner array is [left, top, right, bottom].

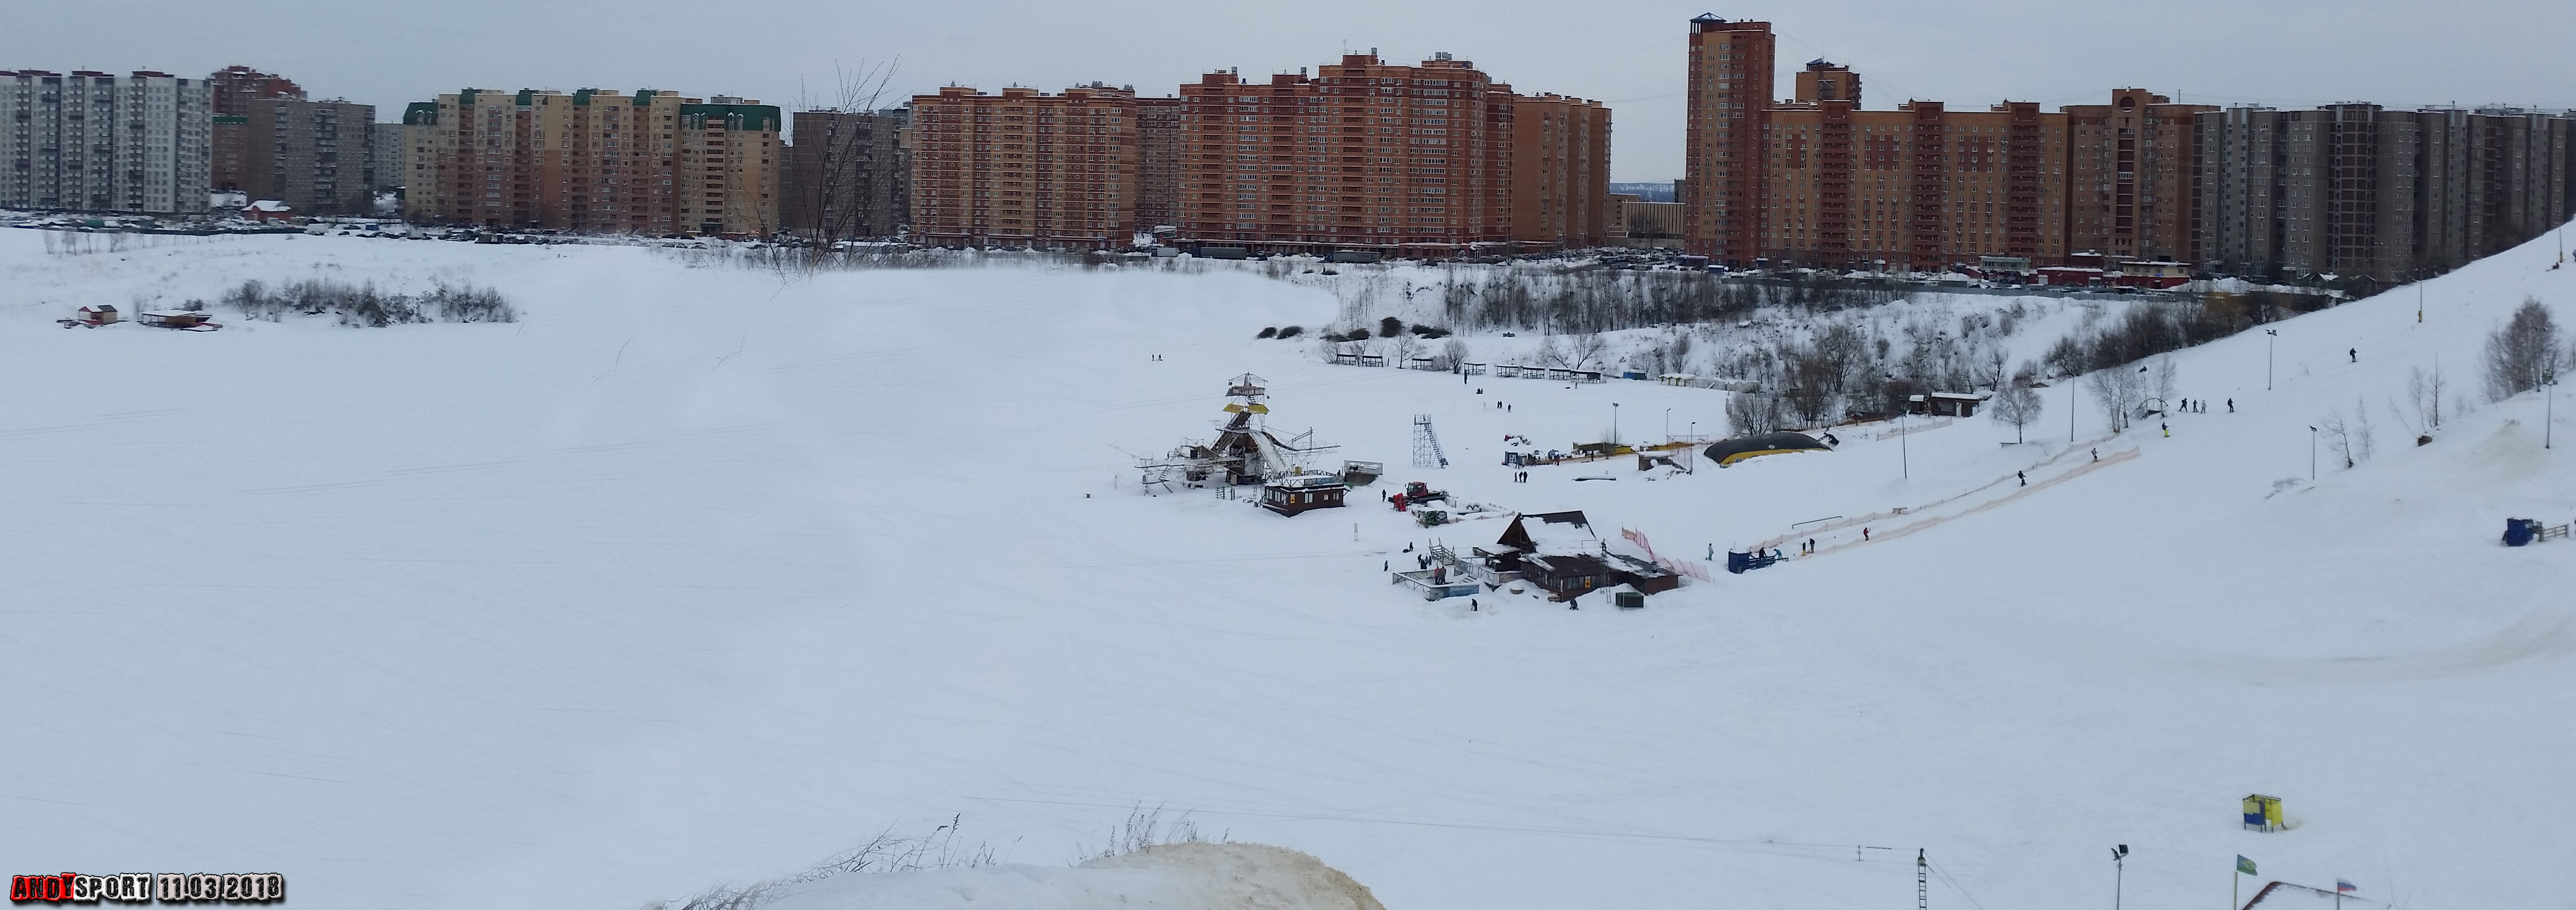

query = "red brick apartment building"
[[1512, 93, 1611, 247], [1682, 14, 2205, 270], [1171, 53, 1513, 254], [906, 83, 1139, 248]]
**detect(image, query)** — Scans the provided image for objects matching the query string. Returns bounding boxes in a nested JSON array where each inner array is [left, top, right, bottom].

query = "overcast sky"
[[8, 1, 2570, 181]]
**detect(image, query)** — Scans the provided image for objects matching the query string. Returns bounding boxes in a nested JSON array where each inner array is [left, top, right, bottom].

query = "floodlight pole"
[[2309, 425, 2318, 480], [2547, 373, 2558, 450], [2266, 328, 2278, 390], [1611, 403, 1620, 445]]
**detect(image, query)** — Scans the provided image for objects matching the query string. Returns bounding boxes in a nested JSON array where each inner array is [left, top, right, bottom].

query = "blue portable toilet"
[[1725, 551, 1751, 574], [2503, 518, 2535, 546]]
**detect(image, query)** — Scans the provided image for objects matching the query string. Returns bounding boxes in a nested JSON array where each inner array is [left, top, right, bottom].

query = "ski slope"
[[0, 228, 2569, 908]]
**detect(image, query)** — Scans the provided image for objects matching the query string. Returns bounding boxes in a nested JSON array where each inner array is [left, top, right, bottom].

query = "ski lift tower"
[[1412, 414, 1449, 469]]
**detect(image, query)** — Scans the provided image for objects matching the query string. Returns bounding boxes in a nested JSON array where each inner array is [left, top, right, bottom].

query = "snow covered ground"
[[2, 228, 2570, 908]]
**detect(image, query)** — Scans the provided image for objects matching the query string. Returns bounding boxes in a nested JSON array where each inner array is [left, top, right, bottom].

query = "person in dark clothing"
[[2017, 470, 2026, 487], [2091, 447, 2099, 461], [2350, 348, 2358, 362], [2227, 398, 2234, 413]]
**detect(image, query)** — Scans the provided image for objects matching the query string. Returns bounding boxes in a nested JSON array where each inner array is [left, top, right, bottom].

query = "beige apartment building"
[[402, 87, 778, 234], [907, 83, 1138, 248]]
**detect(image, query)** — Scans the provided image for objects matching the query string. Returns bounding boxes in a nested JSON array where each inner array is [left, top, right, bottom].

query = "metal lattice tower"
[[1916, 849, 1927, 910], [1411, 414, 1448, 469]]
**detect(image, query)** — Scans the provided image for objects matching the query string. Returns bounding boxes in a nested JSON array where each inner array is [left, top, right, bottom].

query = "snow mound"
[[765, 843, 1383, 910]]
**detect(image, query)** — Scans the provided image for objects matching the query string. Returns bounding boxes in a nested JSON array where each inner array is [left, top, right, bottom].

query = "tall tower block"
[[1683, 16, 1775, 266]]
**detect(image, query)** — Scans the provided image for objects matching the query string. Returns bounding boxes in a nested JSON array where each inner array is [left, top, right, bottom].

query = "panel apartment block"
[[908, 84, 1137, 248], [404, 87, 778, 235], [782, 107, 909, 240], [209, 66, 303, 193], [2195, 104, 2573, 279], [241, 97, 373, 214], [0, 69, 210, 214]]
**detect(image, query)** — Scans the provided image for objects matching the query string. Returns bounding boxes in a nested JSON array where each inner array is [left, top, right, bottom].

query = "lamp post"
[[2266, 328, 2279, 390], [1886, 372, 1909, 479], [2309, 424, 2318, 480], [2109, 844, 2130, 910], [2547, 371, 2559, 450], [1611, 403, 1620, 446], [1664, 407, 1673, 444]]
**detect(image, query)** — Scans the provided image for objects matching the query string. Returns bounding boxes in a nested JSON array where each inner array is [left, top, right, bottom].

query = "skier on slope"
[[2017, 470, 2027, 487]]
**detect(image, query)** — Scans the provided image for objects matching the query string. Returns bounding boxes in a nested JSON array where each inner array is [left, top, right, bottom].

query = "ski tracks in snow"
[[1747, 435, 2139, 558]]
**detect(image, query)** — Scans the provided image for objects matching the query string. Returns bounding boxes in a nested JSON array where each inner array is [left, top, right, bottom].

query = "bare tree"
[[2351, 397, 2376, 464], [2085, 364, 2146, 433], [2406, 364, 2447, 434], [1566, 332, 1611, 371], [1989, 362, 2044, 443], [787, 59, 905, 260], [1431, 338, 1471, 372], [2320, 410, 2355, 470], [1390, 334, 1425, 368], [1725, 391, 1787, 436], [1533, 334, 1568, 368], [2485, 297, 2564, 400], [2151, 356, 2179, 411]]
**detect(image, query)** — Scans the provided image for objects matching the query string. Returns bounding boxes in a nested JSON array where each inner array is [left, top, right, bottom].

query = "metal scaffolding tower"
[[1411, 414, 1448, 469]]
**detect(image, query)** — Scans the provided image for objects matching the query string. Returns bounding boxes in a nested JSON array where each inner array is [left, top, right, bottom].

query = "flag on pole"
[[2236, 855, 2258, 875], [2337, 879, 2357, 894]]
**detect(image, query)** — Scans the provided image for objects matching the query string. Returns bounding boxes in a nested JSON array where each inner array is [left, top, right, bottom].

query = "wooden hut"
[[1260, 472, 1347, 516]]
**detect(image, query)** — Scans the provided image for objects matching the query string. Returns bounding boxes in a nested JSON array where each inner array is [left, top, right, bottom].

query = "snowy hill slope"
[[0, 229, 2569, 909]]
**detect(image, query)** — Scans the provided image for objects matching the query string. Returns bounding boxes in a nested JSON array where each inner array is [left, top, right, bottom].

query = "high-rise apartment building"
[[1753, 97, 2070, 269], [0, 69, 210, 213], [2196, 103, 2574, 279], [1681, 16, 1776, 265], [373, 122, 405, 192], [782, 107, 910, 239], [1133, 96, 1182, 232], [403, 88, 779, 234], [1510, 93, 1610, 247], [1172, 52, 1514, 253], [2062, 89, 2217, 263], [908, 83, 1137, 247], [240, 97, 373, 214], [209, 66, 303, 193]]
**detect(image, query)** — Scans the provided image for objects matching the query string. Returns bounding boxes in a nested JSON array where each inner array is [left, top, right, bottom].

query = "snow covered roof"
[[246, 200, 292, 212], [1501, 510, 1598, 555]]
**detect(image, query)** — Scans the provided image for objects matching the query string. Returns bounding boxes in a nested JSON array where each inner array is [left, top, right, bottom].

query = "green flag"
[[2236, 855, 2258, 876]]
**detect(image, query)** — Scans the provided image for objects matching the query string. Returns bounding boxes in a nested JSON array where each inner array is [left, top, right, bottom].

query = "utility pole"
[[2070, 378, 2078, 443], [1611, 402, 1620, 445], [2309, 425, 2318, 480]]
